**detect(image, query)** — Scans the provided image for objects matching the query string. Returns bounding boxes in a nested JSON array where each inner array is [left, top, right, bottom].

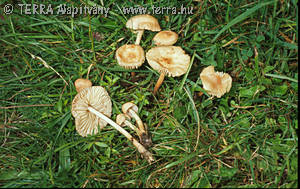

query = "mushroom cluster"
[[115, 14, 161, 74], [71, 79, 154, 163], [115, 14, 191, 95], [70, 14, 233, 165]]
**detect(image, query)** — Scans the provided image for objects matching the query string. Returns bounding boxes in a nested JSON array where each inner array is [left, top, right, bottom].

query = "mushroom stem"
[[87, 106, 155, 163], [124, 119, 140, 134], [153, 72, 165, 95], [128, 109, 146, 134], [135, 30, 144, 45], [127, 109, 152, 148]]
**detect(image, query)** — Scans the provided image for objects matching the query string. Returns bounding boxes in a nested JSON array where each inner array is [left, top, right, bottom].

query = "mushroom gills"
[[72, 86, 155, 163]]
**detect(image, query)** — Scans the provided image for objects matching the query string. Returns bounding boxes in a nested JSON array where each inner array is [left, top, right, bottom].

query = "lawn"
[[0, 0, 298, 188]]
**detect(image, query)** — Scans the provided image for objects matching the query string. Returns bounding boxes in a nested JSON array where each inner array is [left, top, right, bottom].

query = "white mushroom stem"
[[87, 106, 155, 163], [135, 30, 144, 45], [153, 72, 165, 95], [116, 114, 140, 134], [124, 120, 140, 134], [128, 109, 146, 134]]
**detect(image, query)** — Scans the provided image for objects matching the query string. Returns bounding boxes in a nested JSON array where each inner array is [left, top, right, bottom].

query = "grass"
[[0, 0, 298, 188]]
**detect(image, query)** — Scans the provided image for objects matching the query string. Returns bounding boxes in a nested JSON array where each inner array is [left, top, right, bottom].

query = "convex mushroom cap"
[[122, 102, 139, 117], [71, 86, 112, 137], [200, 66, 232, 98], [146, 46, 190, 77], [116, 44, 145, 69], [74, 78, 92, 93], [153, 30, 178, 46], [126, 14, 161, 32], [146, 46, 190, 95], [126, 14, 161, 45]]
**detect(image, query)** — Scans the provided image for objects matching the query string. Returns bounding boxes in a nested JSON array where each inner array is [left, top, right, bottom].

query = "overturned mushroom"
[[72, 86, 112, 136], [153, 30, 178, 46], [71, 86, 154, 163], [200, 66, 232, 98], [126, 14, 161, 45], [122, 102, 152, 147], [146, 46, 191, 95]]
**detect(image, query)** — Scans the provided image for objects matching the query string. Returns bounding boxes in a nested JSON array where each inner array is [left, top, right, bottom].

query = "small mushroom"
[[115, 44, 145, 69], [122, 102, 152, 147], [122, 102, 145, 134], [153, 30, 178, 46], [200, 66, 232, 98], [116, 113, 140, 134], [71, 86, 154, 163], [74, 78, 92, 93], [146, 46, 191, 95], [126, 14, 161, 45]]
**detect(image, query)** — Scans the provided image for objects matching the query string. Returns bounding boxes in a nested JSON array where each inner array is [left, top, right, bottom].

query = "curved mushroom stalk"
[[153, 72, 165, 95], [116, 114, 140, 134], [122, 102, 152, 147], [87, 107, 154, 163], [117, 113, 152, 148], [122, 103, 146, 134]]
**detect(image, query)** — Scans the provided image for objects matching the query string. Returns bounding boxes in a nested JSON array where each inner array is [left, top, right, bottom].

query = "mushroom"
[[126, 14, 161, 45], [146, 46, 191, 95], [74, 78, 92, 93], [116, 113, 140, 134], [153, 30, 179, 46], [122, 102, 152, 147], [115, 44, 145, 69], [71, 86, 155, 163], [199, 66, 232, 98]]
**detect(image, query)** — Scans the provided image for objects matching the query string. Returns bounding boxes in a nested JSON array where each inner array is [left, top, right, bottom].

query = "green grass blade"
[[212, 1, 275, 42], [265, 73, 298, 83]]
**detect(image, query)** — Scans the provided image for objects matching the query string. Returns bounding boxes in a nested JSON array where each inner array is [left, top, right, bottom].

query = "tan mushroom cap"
[[153, 31, 179, 46], [122, 102, 138, 117], [126, 14, 161, 31], [116, 44, 145, 69], [146, 46, 190, 77], [200, 66, 232, 98], [71, 86, 112, 137], [74, 78, 92, 93]]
